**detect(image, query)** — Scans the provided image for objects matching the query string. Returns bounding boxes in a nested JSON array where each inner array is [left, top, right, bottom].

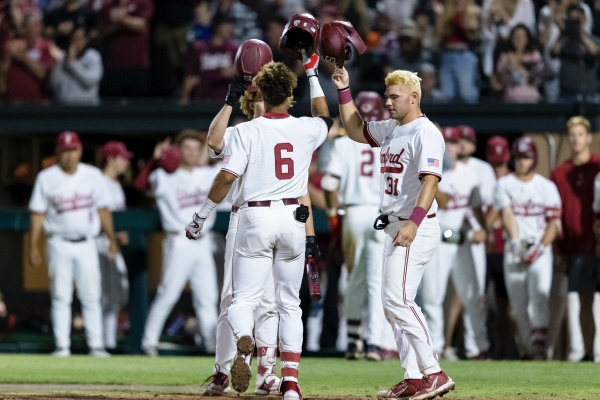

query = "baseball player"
[[551, 115, 600, 362], [186, 61, 332, 400], [332, 66, 455, 399], [135, 130, 220, 356], [98, 141, 132, 350], [201, 47, 323, 395], [421, 126, 490, 361], [321, 91, 396, 361], [29, 131, 116, 357], [494, 137, 562, 360]]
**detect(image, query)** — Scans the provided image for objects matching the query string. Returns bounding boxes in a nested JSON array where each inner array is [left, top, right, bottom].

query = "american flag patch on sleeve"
[[427, 158, 439, 167], [223, 154, 231, 163]]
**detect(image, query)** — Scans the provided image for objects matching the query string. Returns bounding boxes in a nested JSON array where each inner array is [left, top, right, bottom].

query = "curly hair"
[[240, 91, 259, 119], [252, 61, 297, 107], [385, 70, 422, 99]]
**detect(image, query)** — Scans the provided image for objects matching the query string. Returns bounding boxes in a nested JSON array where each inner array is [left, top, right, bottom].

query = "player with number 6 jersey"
[[332, 66, 454, 400]]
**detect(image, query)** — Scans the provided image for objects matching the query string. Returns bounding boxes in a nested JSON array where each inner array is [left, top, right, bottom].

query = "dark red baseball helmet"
[[512, 137, 538, 166], [279, 13, 320, 60], [457, 125, 476, 142], [158, 145, 181, 173], [319, 20, 366, 67], [234, 39, 273, 89], [441, 126, 460, 143], [355, 91, 386, 122], [486, 136, 510, 166]]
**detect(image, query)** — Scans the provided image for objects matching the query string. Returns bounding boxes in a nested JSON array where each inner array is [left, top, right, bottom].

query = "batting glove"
[[523, 242, 546, 266], [185, 212, 206, 240], [302, 50, 319, 78], [224, 82, 246, 106], [508, 238, 523, 264], [306, 235, 321, 265]]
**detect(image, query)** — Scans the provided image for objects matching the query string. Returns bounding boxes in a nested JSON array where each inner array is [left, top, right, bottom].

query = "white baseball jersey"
[[438, 161, 481, 231], [363, 116, 445, 217], [325, 136, 380, 206], [462, 157, 496, 207], [593, 172, 600, 213], [494, 173, 562, 242], [221, 113, 329, 205], [97, 174, 126, 255], [29, 163, 109, 237], [148, 165, 220, 233]]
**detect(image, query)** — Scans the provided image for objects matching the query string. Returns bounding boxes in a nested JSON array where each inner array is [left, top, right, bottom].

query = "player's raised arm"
[[301, 50, 329, 118], [207, 83, 245, 154], [331, 67, 367, 144]]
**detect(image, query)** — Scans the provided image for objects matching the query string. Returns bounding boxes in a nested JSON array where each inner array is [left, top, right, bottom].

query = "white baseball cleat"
[[281, 380, 302, 400], [255, 374, 281, 395], [51, 348, 71, 358], [142, 347, 158, 357], [89, 348, 111, 357]]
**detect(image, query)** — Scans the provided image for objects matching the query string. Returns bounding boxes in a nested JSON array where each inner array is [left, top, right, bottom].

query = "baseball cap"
[[457, 125, 476, 142], [398, 19, 419, 38], [101, 141, 133, 160], [441, 126, 460, 143], [486, 136, 510, 166], [55, 131, 82, 152]]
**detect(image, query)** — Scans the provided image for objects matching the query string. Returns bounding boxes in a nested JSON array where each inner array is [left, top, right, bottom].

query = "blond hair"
[[385, 70, 422, 99], [566, 115, 591, 133], [240, 91, 258, 120]]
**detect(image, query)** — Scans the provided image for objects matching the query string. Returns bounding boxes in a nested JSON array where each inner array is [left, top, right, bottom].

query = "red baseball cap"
[[441, 126, 460, 143], [457, 125, 476, 142], [55, 131, 82, 152], [101, 141, 133, 160], [486, 135, 510, 166]]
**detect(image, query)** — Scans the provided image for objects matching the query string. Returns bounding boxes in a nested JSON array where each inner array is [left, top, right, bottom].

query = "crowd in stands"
[[0, 0, 599, 105]]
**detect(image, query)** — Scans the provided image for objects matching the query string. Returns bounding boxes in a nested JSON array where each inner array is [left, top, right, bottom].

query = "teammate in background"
[[321, 91, 395, 361], [98, 141, 132, 351], [422, 126, 490, 361], [29, 131, 116, 358], [135, 130, 220, 357], [484, 136, 512, 359], [551, 116, 600, 362], [495, 137, 562, 360], [332, 66, 455, 399], [186, 60, 332, 400]]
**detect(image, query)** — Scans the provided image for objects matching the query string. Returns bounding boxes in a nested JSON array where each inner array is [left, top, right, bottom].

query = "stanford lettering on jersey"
[[177, 188, 209, 209], [512, 200, 545, 217], [446, 193, 471, 210], [380, 148, 405, 173], [52, 193, 94, 213]]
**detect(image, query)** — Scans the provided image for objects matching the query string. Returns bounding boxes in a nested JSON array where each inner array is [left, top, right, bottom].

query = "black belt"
[[63, 237, 87, 243], [232, 198, 298, 213], [373, 213, 437, 230]]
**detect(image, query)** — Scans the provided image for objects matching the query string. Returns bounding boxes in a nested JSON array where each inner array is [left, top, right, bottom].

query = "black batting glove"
[[306, 235, 320, 265], [224, 82, 247, 106]]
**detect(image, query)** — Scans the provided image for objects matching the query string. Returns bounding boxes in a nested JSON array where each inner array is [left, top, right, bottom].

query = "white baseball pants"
[[142, 233, 218, 352], [47, 236, 103, 350], [99, 251, 128, 349], [382, 218, 441, 380]]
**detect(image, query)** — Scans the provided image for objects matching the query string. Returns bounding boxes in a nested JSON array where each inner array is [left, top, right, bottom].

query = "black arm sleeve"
[[317, 116, 334, 131]]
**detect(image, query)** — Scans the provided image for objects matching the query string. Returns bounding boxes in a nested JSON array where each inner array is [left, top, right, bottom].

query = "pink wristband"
[[408, 207, 427, 227], [338, 88, 352, 104]]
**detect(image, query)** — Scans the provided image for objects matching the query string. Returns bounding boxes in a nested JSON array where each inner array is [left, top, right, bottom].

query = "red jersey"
[[550, 154, 600, 255], [5, 38, 55, 102]]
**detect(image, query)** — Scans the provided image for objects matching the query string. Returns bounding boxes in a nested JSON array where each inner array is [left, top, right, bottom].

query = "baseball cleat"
[[345, 342, 363, 360], [89, 348, 110, 357], [366, 344, 383, 361], [255, 374, 281, 395], [202, 371, 231, 396], [142, 346, 158, 357], [231, 335, 253, 393], [410, 371, 455, 400], [281, 380, 302, 400], [51, 348, 71, 358], [376, 379, 421, 399]]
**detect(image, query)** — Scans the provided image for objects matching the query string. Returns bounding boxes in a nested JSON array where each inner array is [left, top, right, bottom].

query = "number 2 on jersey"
[[385, 176, 399, 196], [274, 143, 294, 180], [360, 149, 374, 177]]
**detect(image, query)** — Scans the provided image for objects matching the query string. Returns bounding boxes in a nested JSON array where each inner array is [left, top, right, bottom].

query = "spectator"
[[376, 0, 420, 25], [419, 62, 445, 102], [551, 4, 600, 102], [481, 0, 536, 78], [214, 0, 262, 42], [152, 0, 197, 96], [187, 0, 213, 43], [98, 0, 153, 98], [264, 16, 292, 65], [0, 10, 55, 102], [433, 0, 481, 103], [491, 24, 544, 103], [7, 0, 40, 36], [413, 7, 440, 59], [550, 116, 600, 362], [51, 27, 103, 104], [180, 16, 237, 103], [383, 19, 429, 74], [43, 0, 97, 50]]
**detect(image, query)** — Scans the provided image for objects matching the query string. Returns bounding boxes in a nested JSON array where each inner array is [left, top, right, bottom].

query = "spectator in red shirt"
[[180, 16, 237, 104], [550, 115, 600, 361], [0, 9, 55, 102], [98, 0, 153, 98]]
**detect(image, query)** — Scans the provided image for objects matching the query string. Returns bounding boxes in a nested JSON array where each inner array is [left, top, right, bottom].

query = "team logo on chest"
[[53, 193, 94, 214], [380, 147, 405, 173], [512, 199, 545, 217], [177, 188, 209, 209]]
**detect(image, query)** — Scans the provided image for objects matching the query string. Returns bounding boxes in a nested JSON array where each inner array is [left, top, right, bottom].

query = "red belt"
[[232, 198, 298, 213]]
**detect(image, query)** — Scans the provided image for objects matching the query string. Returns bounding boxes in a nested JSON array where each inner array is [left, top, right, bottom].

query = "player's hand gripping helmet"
[[512, 137, 538, 169], [319, 20, 366, 67], [279, 13, 320, 60], [234, 39, 273, 90], [355, 91, 387, 122]]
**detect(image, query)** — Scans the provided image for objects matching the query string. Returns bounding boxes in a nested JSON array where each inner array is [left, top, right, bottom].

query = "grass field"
[[0, 355, 599, 399]]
